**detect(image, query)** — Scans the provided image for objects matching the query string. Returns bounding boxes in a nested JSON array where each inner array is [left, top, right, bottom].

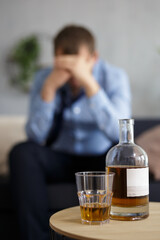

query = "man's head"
[[54, 25, 96, 56], [53, 25, 98, 91]]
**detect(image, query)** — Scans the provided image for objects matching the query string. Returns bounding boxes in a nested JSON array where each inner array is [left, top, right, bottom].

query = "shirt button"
[[100, 125, 105, 131], [73, 107, 81, 114]]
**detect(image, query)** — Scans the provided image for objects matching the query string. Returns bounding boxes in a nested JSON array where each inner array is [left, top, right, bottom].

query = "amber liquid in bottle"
[[106, 165, 149, 220], [107, 166, 149, 218]]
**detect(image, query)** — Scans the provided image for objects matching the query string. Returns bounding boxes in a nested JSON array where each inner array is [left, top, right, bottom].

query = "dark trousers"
[[9, 140, 106, 240]]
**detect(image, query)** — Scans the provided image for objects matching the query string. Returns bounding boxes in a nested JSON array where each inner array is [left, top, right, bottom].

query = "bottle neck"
[[119, 119, 134, 144]]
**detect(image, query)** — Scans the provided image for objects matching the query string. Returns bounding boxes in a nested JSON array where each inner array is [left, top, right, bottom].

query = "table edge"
[[49, 202, 160, 240]]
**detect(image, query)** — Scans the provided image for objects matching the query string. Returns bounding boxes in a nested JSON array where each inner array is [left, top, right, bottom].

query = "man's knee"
[[9, 141, 39, 170]]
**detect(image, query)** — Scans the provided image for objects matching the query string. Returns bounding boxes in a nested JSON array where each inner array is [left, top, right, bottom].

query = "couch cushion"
[[136, 125, 160, 181], [0, 116, 26, 176], [134, 119, 160, 137]]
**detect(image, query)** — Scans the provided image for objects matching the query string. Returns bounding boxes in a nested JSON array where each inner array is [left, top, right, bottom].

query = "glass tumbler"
[[75, 171, 115, 225]]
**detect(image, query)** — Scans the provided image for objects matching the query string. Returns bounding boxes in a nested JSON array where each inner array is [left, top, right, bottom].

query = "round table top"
[[49, 202, 160, 240]]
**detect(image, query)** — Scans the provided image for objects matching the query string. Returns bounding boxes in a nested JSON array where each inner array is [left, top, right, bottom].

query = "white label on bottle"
[[127, 167, 149, 197]]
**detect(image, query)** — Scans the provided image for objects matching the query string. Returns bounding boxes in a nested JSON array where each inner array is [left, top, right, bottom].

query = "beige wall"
[[0, 0, 160, 117]]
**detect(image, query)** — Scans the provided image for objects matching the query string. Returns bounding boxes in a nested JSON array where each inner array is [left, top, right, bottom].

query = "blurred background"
[[0, 0, 160, 117]]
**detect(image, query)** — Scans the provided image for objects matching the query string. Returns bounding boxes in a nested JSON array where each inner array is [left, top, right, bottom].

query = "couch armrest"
[[0, 116, 27, 176]]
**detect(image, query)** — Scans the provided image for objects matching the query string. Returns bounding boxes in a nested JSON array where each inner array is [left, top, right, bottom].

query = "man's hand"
[[41, 69, 71, 102], [54, 56, 100, 97]]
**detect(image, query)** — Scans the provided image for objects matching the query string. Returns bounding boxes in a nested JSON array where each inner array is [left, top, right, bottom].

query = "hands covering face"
[[41, 54, 99, 102], [54, 55, 95, 88]]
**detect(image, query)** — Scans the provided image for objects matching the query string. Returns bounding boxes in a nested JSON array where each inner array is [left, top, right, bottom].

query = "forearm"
[[41, 72, 57, 102], [83, 75, 100, 97], [41, 69, 71, 102]]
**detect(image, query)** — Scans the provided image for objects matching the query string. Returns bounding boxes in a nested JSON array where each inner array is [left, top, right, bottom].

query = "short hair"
[[53, 25, 95, 55]]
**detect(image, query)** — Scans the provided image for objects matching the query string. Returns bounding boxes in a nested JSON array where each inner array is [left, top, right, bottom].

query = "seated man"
[[9, 25, 131, 240]]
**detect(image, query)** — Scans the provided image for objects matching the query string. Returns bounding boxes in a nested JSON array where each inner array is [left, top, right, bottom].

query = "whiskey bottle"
[[106, 119, 149, 220]]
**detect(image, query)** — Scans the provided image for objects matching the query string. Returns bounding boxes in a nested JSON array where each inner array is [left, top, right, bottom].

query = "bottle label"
[[127, 167, 149, 197]]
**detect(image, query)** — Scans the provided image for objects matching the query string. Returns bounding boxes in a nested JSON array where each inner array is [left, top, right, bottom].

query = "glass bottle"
[[106, 119, 149, 220]]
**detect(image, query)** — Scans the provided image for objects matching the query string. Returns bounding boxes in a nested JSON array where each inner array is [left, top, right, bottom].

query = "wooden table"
[[49, 202, 160, 240]]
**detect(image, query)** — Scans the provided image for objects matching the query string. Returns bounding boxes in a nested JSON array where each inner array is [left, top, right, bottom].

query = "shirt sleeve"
[[87, 66, 131, 142], [25, 69, 56, 144]]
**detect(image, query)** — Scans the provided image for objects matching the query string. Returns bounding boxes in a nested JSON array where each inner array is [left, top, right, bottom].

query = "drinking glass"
[[75, 171, 114, 225]]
